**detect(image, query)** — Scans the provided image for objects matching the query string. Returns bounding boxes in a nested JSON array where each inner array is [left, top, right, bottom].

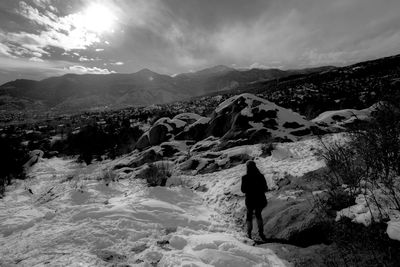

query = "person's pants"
[[245, 207, 266, 238], [246, 207, 263, 222]]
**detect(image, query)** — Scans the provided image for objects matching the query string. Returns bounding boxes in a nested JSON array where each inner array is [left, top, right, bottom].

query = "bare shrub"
[[319, 101, 400, 221], [324, 142, 364, 193], [352, 102, 400, 210], [319, 141, 363, 212], [141, 162, 173, 187]]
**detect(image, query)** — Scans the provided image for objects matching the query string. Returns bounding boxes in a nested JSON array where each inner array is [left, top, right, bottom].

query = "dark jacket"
[[241, 172, 268, 209]]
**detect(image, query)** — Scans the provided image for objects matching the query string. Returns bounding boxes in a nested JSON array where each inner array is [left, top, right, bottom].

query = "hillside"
[[202, 54, 400, 118], [4, 53, 400, 123], [0, 65, 330, 117]]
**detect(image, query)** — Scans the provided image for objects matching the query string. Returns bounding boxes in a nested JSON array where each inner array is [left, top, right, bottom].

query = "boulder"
[[205, 93, 318, 143], [224, 153, 252, 167], [116, 148, 163, 169], [179, 158, 200, 171], [312, 103, 379, 129], [217, 138, 250, 151], [23, 149, 44, 169], [261, 195, 329, 247], [247, 128, 272, 143], [175, 117, 211, 141], [174, 94, 319, 146], [173, 113, 203, 125], [190, 136, 220, 153], [149, 124, 170, 146], [387, 221, 400, 242], [136, 134, 150, 150], [159, 141, 188, 158], [180, 148, 253, 174], [154, 117, 187, 132], [136, 117, 188, 150]]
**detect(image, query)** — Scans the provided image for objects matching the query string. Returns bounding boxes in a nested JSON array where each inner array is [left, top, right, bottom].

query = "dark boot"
[[257, 219, 267, 241], [246, 221, 253, 239]]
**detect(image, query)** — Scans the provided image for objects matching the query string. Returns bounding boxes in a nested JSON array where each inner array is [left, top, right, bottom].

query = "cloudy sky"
[[0, 0, 399, 84]]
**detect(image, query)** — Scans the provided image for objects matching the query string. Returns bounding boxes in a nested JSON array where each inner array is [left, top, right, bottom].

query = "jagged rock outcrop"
[[179, 147, 253, 174], [204, 93, 319, 142], [114, 148, 163, 169], [174, 117, 211, 142], [173, 113, 203, 125], [176, 94, 322, 144], [138, 93, 322, 151], [23, 150, 44, 170], [136, 117, 188, 150], [312, 102, 379, 129], [262, 196, 326, 247]]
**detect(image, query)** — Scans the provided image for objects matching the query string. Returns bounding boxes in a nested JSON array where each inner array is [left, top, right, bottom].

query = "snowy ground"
[[0, 134, 348, 266], [0, 157, 290, 266]]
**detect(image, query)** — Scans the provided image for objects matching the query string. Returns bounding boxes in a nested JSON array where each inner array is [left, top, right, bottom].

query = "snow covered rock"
[[190, 136, 221, 153], [114, 147, 163, 169], [205, 93, 319, 143], [387, 220, 400, 242], [135, 132, 151, 150], [160, 233, 289, 266], [335, 187, 400, 228], [180, 146, 255, 174], [140, 94, 320, 151], [136, 117, 188, 150], [312, 103, 378, 129], [160, 140, 189, 158], [175, 116, 211, 141], [149, 123, 170, 145], [262, 195, 325, 246], [23, 149, 44, 170], [173, 113, 203, 125]]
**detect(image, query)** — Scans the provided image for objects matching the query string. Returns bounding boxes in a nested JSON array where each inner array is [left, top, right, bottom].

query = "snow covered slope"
[[0, 157, 289, 266], [312, 103, 378, 128], [1, 131, 350, 266]]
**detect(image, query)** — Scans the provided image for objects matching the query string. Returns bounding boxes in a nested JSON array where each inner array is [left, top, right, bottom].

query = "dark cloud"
[[0, 0, 400, 84]]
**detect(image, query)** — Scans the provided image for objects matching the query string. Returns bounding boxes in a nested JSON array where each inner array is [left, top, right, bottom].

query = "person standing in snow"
[[241, 160, 268, 241]]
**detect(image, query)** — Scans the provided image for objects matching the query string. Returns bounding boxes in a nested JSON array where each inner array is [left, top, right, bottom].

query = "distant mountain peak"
[[136, 68, 158, 75]]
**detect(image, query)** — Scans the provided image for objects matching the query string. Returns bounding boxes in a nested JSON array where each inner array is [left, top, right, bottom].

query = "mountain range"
[[0, 65, 332, 114]]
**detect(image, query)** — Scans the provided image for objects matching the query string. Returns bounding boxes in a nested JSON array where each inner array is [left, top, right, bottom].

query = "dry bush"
[[317, 101, 400, 266], [352, 103, 400, 210], [320, 102, 400, 217], [141, 161, 173, 187], [317, 140, 362, 214]]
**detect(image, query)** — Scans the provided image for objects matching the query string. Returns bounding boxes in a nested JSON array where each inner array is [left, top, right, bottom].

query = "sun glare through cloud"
[[80, 3, 117, 34]]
